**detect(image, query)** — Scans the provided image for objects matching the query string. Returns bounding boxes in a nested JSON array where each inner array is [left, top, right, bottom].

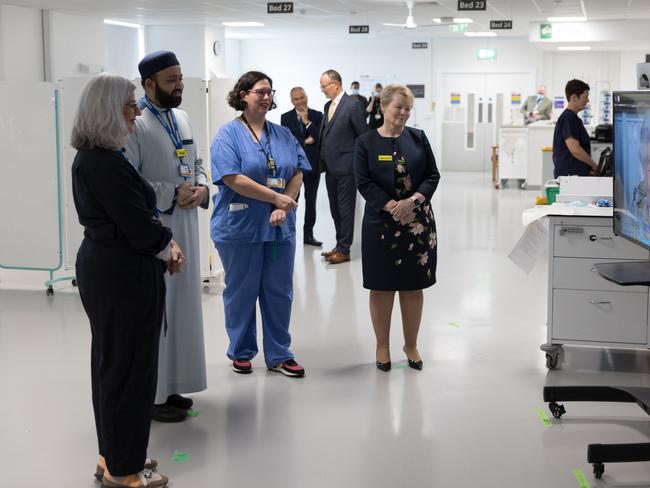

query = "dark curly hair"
[[227, 71, 277, 111]]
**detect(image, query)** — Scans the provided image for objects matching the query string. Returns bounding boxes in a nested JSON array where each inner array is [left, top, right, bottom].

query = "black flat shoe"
[[151, 403, 187, 423], [304, 236, 323, 247], [167, 394, 193, 410], [407, 359, 423, 371], [376, 361, 391, 372]]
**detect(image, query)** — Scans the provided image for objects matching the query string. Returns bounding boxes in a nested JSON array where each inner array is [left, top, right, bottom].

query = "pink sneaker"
[[269, 359, 305, 377], [232, 359, 252, 374]]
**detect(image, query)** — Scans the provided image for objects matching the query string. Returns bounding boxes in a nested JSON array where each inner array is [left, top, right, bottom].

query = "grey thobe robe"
[[125, 102, 208, 404]]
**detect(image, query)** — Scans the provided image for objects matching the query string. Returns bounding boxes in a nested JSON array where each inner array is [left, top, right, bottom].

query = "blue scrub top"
[[552, 109, 592, 178], [210, 118, 310, 243]]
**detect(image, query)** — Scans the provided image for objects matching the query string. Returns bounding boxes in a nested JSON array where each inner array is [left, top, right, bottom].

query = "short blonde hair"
[[380, 84, 414, 109], [71, 73, 135, 150]]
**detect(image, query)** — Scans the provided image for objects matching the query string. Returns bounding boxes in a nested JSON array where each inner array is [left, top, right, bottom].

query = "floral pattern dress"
[[376, 146, 437, 288]]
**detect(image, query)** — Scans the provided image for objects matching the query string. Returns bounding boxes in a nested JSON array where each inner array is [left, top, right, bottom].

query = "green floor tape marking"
[[535, 407, 552, 427], [448, 322, 461, 328], [393, 364, 406, 369], [172, 450, 189, 462], [187, 409, 200, 417], [573, 469, 591, 488]]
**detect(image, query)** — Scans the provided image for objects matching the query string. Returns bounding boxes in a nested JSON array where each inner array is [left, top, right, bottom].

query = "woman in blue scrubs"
[[211, 71, 310, 377]]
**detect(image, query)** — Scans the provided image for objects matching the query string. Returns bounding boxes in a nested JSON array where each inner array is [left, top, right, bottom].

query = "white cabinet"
[[498, 127, 528, 182], [543, 216, 650, 368]]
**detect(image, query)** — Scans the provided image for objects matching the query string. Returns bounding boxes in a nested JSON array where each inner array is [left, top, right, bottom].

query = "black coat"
[[280, 107, 323, 168], [72, 147, 172, 257], [354, 127, 440, 220], [317, 93, 369, 176]]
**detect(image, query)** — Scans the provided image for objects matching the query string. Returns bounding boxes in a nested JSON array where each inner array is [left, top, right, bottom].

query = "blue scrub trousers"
[[215, 239, 296, 368]]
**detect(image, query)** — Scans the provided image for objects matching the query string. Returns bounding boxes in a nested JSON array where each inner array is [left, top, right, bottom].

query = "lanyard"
[[141, 96, 183, 151], [241, 115, 276, 176]]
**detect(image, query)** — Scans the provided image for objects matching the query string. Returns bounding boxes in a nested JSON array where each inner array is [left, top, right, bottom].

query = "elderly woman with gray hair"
[[354, 84, 440, 372], [71, 73, 183, 488]]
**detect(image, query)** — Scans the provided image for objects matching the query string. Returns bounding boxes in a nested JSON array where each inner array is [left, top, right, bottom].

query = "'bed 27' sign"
[[458, 0, 486, 10], [267, 2, 293, 14]]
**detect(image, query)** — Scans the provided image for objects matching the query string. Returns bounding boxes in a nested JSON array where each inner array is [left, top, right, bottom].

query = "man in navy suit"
[[317, 69, 369, 264], [281, 87, 324, 246]]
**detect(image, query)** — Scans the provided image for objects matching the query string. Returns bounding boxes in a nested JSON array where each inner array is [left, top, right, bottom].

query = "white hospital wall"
[[238, 36, 434, 135], [0, 4, 44, 81], [43, 10, 105, 81], [105, 23, 140, 79], [619, 51, 649, 90]]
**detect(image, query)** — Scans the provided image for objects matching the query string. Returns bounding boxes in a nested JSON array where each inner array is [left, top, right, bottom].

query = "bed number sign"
[[267, 2, 293, 13], [458, 0, 486, 10]]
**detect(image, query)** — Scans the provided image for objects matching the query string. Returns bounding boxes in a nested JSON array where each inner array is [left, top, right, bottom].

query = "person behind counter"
[[552, 79, 598, 178], [521, 84, 552, 124]]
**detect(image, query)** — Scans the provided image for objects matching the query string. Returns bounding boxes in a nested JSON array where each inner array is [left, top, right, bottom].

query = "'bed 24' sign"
[[458, 0, 486, 10]]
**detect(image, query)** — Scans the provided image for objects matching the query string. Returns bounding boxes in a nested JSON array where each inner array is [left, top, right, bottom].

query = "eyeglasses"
[[247, 89, 276, 98], [320, 81, 335, 90], [124, 101, 139, 110]]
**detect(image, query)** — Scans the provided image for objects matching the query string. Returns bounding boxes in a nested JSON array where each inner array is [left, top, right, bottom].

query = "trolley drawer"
[[553, 225, 647, 260], [552, 289, 648, 345], [553, 258, 649, 293]]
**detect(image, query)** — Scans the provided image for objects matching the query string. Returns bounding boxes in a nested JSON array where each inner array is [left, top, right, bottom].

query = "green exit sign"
[[540, 23, 552, 39], [449, 23, 468, 32], [476, 48, 496, 60]]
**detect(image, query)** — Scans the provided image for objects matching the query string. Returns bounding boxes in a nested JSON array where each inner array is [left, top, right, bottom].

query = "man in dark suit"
[[317, 69, 369, 264], [281, 87, 324, 247]]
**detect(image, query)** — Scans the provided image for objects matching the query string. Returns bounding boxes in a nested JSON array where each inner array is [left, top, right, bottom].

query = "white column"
[[145, 23, 226, 80]]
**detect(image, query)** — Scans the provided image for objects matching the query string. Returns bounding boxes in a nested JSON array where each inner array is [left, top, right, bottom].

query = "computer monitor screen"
[[613, 91, 650, 250]]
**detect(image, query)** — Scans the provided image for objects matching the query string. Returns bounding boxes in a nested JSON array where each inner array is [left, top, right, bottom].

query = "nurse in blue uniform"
[[211, 71, 310, 377]]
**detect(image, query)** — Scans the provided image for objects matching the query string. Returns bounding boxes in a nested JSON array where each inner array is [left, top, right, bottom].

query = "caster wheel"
[[593, 462, 604, 479], [72, 279, 77, 287], [548, 402, 566, 419], [46, 287, 54, 296], [546, 353, 559, 369], [520, 180, 527, 190]]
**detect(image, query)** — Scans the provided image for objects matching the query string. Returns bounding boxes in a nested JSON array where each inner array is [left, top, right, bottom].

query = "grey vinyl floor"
[[2, 172, 650, 487]]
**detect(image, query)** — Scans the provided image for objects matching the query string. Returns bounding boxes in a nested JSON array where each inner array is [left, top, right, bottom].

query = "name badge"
[[176, 148, 188, 158], [229, 203, 248, 211], [179, 164, 192, 177], [266, 177, 285, 189], [378, 155, 393, 162]]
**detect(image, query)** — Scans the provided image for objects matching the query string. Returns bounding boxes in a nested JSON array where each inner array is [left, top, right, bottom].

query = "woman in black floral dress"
[[354, 84, 440, 372]]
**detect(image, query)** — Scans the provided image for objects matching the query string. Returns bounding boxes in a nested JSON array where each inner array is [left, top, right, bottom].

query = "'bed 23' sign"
[[458, 0, 486, 10]]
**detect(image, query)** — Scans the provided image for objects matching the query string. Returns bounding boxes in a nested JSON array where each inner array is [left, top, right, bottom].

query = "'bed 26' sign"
[[458, 0, 486, 10]]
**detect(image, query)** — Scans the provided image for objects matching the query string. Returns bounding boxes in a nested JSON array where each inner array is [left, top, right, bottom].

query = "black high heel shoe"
[[376, 360, 392, 372], [407, 359, 423, 371]]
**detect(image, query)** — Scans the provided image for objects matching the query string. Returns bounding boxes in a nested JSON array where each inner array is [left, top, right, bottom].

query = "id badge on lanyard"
[[265, 157, 285, 189], [142, 97, 191, 179], [240, 116, 284, 190]]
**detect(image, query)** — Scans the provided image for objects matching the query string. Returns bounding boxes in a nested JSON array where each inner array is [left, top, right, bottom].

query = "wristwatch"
[[410, 196, 422, 208]]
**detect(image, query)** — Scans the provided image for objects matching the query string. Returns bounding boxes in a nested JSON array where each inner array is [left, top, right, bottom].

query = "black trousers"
[[325, 173, 357, 254], [76, 239, 166, 476], [302, 170, 321, 238]]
